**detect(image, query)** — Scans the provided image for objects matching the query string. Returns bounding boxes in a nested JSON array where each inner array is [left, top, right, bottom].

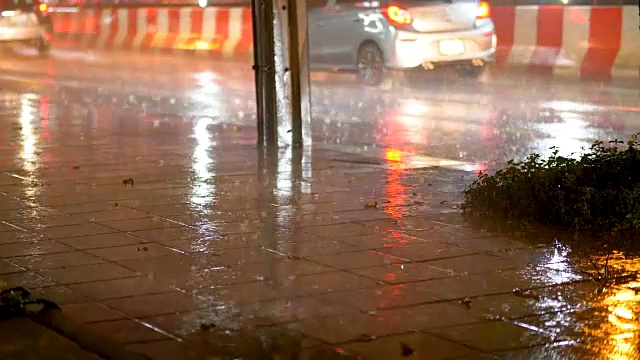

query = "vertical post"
[[251, 0, 311, 148], [284, 0, 311, 147], [251, 0, 277, 146]]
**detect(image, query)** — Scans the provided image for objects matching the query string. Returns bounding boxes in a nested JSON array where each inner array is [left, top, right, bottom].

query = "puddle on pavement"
[[467, 220, 640, 359]]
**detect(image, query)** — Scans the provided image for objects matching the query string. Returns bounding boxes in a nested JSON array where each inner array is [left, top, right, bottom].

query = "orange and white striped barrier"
[[50, 5, 640, 80], [50, 6, 253, 61], [493, 5, 640, 80]]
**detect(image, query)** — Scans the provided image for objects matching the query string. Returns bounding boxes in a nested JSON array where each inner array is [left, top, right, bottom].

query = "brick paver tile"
[[126, 340, 196, 360], [116, 254, 200, 275], [277, 239, 360, 258], [161, 267, 241, 291], [282, 271, 377, 297], [0, 241, 72, 258], [1, 229, 52, 243], [440, 235, 529, 253], [7, 215, 86, 230], [516, 307, 614, 340], [0, 317, 103, 360], [204, 246, 288, 267], [141, 312, 210, 336], [307, 250, 408, 270], [159, 233, 262, 253], [9, 251, 104, 270], [57, 232, 146, 250], [239, 296, 361, 327], [423, 253, 519, 275], [318, 284, 440, 312], [0, 258, 25, 274], [87, 243, 181, 262], [427, 321, 552, 352], [80, 208, 150, 222], [410, 269, 550, 301], [31, 285, 92, 305], [342, 332, 481, 360], [85, 319, 171, 344], [40, 263, 137, 285], [339, 233, 429, 250], [303, 223, 373, 239], [39, 223, 115, 240], [375, 302, 483, 332], [1, 271, 57, 289], [350, 263, 453, 284], [56, 202, 125, 215], [193, 281, 281, 305], [465, 284, 597, 321], [62, 302, 126, 324], [295, 312, 392, 344], [462, 293, 544, 320], [230, 259, 334, 280], [0, 222, 22, 233], [494, 342, 593, 359], [67, 276, 173, 300], [128, 227, 201, 243], [103, 291, 201, 318], [376, 242, 475, 263], [218, 220, 263, 235], [98, 217, 181, 232]]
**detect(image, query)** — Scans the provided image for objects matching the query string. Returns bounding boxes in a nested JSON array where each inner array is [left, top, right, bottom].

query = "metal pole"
[[250, 0, 264, 146], [286, 0, 302, 147], [251, 0, 278, 146], [251, 0, 311, 148]]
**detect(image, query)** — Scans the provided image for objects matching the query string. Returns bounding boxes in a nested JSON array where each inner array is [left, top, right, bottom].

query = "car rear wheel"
[[356, 43, 385, 87], [457, 65, 486, 79]]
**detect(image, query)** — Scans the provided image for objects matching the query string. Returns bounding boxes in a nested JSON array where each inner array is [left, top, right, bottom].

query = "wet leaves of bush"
[[462, 133, 640, 243]]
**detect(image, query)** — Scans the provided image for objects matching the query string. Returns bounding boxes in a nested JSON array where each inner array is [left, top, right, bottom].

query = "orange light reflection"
[[376, 147, 413, 310]]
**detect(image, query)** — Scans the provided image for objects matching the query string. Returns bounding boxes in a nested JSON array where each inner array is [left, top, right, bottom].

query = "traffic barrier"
[[50, 7, 254, 61], [49, 5, 640, 80], [493, 5, 640, 80]]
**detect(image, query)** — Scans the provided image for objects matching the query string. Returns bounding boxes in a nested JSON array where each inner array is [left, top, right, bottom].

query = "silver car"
[[309, 0, 496, 85], [0, 0, 53, 56]]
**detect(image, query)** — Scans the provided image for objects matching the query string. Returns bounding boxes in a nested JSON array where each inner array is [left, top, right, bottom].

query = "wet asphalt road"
[[1, 45, 639, 170]]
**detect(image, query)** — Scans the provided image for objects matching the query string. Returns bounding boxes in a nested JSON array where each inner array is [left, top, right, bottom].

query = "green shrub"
[[462, 134, 640, 236]]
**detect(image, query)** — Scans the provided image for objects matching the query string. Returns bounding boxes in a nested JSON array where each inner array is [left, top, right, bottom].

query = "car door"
[[308, 0, 332, 68], [318, 0, 364, 69]]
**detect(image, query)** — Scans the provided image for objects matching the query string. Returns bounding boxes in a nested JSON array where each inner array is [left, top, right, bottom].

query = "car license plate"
[[438, 39, 465, 56]]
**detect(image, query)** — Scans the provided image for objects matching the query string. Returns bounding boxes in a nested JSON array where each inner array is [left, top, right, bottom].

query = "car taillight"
[[476, 1, 490, 19], [38, 3, 48, 13], [383, 4, 413, 25]]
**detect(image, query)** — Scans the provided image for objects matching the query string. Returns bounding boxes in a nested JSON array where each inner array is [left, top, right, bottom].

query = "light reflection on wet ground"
[[0, 49, 639, 358]]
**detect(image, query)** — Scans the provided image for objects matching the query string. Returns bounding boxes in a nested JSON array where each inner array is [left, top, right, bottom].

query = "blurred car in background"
[[309, 0, 497, 86], [0, 0, 53, 56]]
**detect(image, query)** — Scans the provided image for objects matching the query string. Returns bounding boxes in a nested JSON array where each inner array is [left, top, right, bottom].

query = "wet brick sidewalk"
[[0, 317, 102, 359], [0, 89, 638, 359]]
